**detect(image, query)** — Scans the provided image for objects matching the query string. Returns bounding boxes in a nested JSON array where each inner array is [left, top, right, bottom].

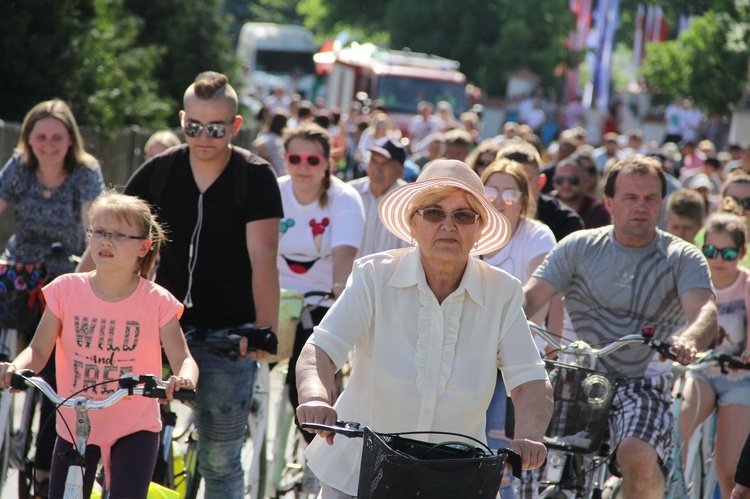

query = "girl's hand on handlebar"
[[0, 363, 18, 391], [508, 439, 547, 470], [164, 375, 194, 402], [296, 401, 338, 445]]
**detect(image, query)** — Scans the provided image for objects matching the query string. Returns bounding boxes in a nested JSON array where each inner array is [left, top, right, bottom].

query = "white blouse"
[[304, 246, 548, 495]]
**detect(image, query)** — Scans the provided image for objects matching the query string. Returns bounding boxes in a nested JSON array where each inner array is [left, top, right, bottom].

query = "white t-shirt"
[[480, 218, 556, 285], [278, 176, 365, 304]]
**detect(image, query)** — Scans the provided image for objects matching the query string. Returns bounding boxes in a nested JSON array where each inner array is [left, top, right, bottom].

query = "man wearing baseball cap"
[[348, 137, 410, 256]]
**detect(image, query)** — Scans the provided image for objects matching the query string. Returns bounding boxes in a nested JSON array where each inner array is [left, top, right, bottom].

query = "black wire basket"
[[357, 427, 518, 499], [543, 360, 620, 453]]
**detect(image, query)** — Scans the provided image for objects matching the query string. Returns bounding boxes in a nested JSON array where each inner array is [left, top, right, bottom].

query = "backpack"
[[147, 146, 249, 211]]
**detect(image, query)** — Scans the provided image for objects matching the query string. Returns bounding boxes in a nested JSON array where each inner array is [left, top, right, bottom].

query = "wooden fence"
[[0, 121, 261, 251]]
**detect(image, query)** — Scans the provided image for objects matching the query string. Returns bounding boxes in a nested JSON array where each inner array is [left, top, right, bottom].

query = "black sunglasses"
[[182, 121, 230, 139], [417, 207, 481, 226], [554, 175, 582, 186], [702, 244, 740, 261], [729, 196, 750, 210]]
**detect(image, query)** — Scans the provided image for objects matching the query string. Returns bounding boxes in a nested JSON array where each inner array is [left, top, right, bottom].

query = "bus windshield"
[[376, 76, 466, 115], [255, 50, 316, 74]]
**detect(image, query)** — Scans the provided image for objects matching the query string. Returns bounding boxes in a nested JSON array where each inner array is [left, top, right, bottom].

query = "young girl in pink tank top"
[[0, 190, 199, 498]]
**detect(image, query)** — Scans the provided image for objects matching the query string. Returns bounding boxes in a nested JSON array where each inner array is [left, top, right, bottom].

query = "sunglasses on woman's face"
[[702, 244, 740, 261], [181, 120, 231, 139], [286, 153, 328, 167], [417, 207, 481, 226], [729, 196, 750, 210], [484, 186, 522, 205]]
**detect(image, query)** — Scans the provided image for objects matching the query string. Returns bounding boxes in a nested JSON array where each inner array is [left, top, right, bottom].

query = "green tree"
[[125, 0, 235, 114], [641, 11, 748, 113], [63, 0, 170, 133], [2, 0, 96, 122]]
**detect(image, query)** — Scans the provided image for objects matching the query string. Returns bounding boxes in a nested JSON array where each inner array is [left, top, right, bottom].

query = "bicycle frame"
[[10, 372, 194, 499]]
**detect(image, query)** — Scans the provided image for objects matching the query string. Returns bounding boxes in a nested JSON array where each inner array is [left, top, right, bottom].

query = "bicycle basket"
[[266, 289, 305, 363], [0, 259, 50, 332], [543, 360, 619, 453], [357, 427, 509, 499]]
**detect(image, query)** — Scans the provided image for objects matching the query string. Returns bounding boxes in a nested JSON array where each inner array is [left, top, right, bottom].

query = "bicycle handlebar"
[[10, 370, 196, 408], [186, 325, 278, 361], [529, 323, 750, 373], [300, 420, 523, 478]]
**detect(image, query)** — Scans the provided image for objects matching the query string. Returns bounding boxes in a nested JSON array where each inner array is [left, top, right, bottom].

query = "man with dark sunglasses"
[[552, 154, 610, 229], [524, 155, 717, 499], [79, 71, 284, 498]]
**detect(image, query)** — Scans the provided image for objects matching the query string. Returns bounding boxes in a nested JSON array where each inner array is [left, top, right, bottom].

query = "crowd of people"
[[0, 70, 748, 499]]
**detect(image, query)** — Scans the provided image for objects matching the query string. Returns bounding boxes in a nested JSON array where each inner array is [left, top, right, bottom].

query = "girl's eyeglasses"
[[417, 208, 480, 226], [88, 229, 147, 244], [702, 244, 740, 261], [181, 121, 230, 139], [286, 153, 328, 167], [484, 186, 522, 205]]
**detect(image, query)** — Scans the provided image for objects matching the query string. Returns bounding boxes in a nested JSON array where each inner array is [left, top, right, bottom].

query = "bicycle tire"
[[276, 423, 305, 496], [16, 388, 42, 498], [183, 430, 202, 499]]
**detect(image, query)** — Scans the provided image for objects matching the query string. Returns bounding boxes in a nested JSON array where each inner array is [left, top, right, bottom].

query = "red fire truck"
[[314, 42, 468, 133]]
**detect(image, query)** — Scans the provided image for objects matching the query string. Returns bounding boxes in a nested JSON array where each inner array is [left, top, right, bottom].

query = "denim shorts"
[[690, 370, 750, 407]]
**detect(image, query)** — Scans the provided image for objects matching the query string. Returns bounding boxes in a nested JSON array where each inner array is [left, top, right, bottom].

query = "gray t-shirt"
[[535, 226, 712, 378]]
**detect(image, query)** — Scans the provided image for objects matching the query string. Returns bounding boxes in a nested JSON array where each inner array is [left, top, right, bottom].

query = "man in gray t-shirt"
[[523, 155, 717, 499]]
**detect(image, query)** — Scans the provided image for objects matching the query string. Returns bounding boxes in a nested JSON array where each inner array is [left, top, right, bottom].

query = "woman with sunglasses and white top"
[[278, 123, 365, 444], [296, 160, 551, 498], [680, 208, 750, 499], [479, 159, 559, 468]]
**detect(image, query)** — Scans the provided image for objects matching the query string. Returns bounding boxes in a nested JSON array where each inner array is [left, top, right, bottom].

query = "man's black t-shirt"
[[536, 193, 584, 241], [125, 145, 283, 328]]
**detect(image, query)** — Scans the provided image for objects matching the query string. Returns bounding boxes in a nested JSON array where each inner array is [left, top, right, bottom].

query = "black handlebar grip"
[[504, 449, 523, 478], [227, 326, 278, 354], [10, 370, 35, 391], [143, 387, 196, 400]]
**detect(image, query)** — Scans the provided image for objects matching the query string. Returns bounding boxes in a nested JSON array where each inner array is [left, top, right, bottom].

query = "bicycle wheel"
[[183, 429, 202, 499], [15, 388, 42, 498], [276, 421, 306, 496], [245, 362, 269, 499]]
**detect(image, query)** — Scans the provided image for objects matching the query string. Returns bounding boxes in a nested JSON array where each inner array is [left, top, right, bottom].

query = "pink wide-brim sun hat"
[[378, 159, 512, 255]]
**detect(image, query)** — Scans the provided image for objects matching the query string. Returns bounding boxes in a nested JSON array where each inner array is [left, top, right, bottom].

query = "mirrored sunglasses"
[[702, 244, 740, 261], [484, 186, 522, 205], [286, 153, 328, 167], [182, 121, 230, 139], [417, 207, 480, 226]]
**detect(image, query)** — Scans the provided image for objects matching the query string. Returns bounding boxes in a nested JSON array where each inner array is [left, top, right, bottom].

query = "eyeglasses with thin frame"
[[702, 244, 740, 261], [87, 229, 148, 244], [484, 186, 522, 205], [417, 207, 481, 226], [729, 196, 750, 210], [286, 153, 328, 167], [554, 175, 582, 186], [475, 158, 493, 168], [181, 120, 232, 139]]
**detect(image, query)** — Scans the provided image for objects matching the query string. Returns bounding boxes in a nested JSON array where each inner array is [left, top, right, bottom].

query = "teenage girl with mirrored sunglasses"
[[681, 209, 750, 498]]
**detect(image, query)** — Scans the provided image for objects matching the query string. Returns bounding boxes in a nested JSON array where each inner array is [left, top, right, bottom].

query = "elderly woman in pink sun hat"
[[295, 159, 553, 498]]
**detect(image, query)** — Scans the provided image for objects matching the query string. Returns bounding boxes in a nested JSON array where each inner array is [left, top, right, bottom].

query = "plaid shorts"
[[608, 373, 673, 475]]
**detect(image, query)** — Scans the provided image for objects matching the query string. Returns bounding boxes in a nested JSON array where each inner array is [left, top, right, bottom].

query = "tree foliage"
[[641, 11, 748, 114]]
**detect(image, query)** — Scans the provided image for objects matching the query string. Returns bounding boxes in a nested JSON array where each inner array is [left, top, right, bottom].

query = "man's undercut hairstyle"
[[604, 154, 667, 199], [187, 71, 239, 115]]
